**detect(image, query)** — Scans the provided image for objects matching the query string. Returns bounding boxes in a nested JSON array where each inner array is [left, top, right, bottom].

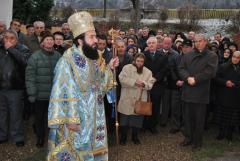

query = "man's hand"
[[67, 124, 80, 132], [151, 77, 157, 84], [4, 41, 15, 49], [226, 80, 234, 88], [187, 77, 196, 86], [144, 47, 149, 51], [135, 80, 145, 88], [176, 80, 184, 87], [109, 57, 119, 69]]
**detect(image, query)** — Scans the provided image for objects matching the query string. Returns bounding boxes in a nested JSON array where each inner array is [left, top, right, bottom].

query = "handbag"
[[134, 89, 152, 116]]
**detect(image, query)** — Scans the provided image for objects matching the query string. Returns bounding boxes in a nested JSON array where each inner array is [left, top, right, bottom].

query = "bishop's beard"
[[133, 63, 144, 74], [82, 41, 99, 60]]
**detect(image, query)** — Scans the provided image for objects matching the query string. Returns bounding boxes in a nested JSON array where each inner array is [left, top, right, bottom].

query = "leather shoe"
[[120, 139, 126, 146], [132, 138, 141, 145], [16, 141, 25, 147], [36, 139, 44, 148], [120, 135, 127, 146], [216, 134, 224, 140], [0, 139, 8, 144], [169, 128, 180, 134], [32, 124, 36, 134], [149, 127, 158, 134], [180, 140, 192, 147]]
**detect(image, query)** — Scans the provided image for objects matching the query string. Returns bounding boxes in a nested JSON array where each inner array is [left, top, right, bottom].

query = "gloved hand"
[[28, 96, 36, 103]]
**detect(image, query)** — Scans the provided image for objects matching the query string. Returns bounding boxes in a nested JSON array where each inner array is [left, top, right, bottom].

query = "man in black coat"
[[158, 37, 181, 130], [178, 34, 218, 149], [143, 36, 168, 133], [0, 30, 30, 147]]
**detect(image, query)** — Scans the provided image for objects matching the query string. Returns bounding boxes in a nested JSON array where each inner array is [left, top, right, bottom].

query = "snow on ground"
[[94, 17, 232, 37]]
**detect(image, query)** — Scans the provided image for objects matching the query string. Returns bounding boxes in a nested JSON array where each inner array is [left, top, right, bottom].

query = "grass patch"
[[193, 126, 240, 161]]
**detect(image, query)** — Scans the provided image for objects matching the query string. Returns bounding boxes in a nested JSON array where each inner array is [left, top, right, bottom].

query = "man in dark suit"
[[158, 37, 181, 130], [178, 34, 218, 150], [143, 36, 168, 133]]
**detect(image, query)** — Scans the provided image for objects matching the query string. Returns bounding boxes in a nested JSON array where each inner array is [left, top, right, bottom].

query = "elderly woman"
[[118, 53, 155, 145], [215, 51, 240, 142]]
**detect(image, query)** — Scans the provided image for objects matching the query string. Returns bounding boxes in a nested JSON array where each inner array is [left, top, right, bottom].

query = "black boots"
[[216, 125, 233, 142], [16, 141, 25, 147], [132, 127, 141, 145], [226, 126, 233, 142], [120, 126, 128, 146], [120, 126, 141, 145], [36, 138, 44, 148]]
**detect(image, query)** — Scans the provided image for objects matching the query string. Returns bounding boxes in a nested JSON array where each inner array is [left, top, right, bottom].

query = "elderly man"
[[47, 12, 119, 161], [116, 40, 133, 102], [24, 21, 45, 53], [118, 53, 155, 145], [62, 22, 74, 40], [0, 30, 30, 147], [143, 36, 168, 133], [179, 34, 218, 150]]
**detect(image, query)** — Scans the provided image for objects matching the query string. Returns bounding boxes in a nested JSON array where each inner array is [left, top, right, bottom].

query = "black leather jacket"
[[0, 43, 30, 90]]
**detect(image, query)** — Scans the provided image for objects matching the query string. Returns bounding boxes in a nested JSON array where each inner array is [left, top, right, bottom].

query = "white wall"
[[0, 0, 13, 28]]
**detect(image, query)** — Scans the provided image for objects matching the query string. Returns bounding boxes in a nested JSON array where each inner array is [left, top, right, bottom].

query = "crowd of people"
[[0, 15, 240, 156]]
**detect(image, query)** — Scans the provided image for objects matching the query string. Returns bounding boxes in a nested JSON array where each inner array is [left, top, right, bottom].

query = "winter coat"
[[25, 48, 61, 102], [178, 48, 218, 104], [118, 64, 155, 115]]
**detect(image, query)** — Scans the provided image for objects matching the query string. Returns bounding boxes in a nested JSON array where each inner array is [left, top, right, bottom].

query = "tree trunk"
[[103, 0, 107, 18], [131, 0, 140, 30]]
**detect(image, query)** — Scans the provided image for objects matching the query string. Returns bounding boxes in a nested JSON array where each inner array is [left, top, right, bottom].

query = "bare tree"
[[62, 5, 74, 22], [177, 3, 202, 28], [108, 10, 121, 29], [158, 7, 169, 28], [230, 10, 240, 32], [130, 0, 141, 30]]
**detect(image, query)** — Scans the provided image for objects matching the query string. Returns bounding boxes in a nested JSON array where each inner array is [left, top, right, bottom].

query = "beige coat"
[[118, 64, 155, 115]]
